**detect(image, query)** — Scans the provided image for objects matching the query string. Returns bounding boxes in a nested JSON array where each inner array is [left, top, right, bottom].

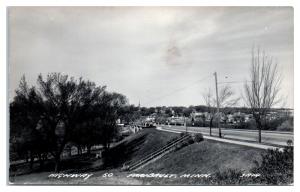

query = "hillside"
[[103, 128, 179, 167], [134, 140, 265, 185]]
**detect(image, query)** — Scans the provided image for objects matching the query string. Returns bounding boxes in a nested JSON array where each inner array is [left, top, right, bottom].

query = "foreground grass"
[[133, 140, 265, 185]]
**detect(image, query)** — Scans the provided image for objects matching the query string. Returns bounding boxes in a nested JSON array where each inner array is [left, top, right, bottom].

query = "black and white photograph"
[[7, 6, 294, 186]]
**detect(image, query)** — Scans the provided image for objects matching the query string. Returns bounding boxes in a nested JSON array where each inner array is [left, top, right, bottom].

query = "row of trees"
[[10, 73, 127, 172]]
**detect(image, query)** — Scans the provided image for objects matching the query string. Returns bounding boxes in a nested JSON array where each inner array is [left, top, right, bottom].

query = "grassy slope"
[[105, 128, 179, 167], [133, 140, 265, 185], [127, 128, 179, 162], [140, 140, 264, 174]]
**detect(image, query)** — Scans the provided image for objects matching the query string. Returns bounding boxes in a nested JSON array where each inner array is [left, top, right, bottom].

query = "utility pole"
[[185, 116, 187, 134], [214, 72, 221, 138]]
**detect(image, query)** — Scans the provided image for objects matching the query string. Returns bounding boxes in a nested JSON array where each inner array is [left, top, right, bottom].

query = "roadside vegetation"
[[210, 140, 293, 185], [136, 140, 293, 185], [137, 139, 263, 184]]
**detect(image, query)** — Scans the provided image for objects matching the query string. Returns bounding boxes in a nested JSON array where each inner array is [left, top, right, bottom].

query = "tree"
[[165, 108, 173, 117], [10, 76, 51, 170], [203, 88, 214, 136], [183, 107, 193, 117], [96, 92, 127, 150], [244, 47, 281, 143], [203, 86, 239, 137], [35, 73, 108, 172], [10, 73, 127, 172], [118, 104, 140, 125]]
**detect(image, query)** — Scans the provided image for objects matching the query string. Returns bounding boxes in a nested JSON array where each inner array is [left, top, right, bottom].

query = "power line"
[[143, 74, 212, 106], [218, 80, 253, 85]]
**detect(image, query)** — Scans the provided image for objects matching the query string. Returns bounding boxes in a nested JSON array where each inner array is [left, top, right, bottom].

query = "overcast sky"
[[8, 7, 293, 108]]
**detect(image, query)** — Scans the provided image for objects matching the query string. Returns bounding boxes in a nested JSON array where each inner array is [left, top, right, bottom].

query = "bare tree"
[[203, 86, 239, 137], [244, 47, 281, 143], [202, 88, 214, 136]]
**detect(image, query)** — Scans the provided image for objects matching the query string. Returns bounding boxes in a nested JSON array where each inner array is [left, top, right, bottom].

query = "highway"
[[159, 125, 293, 146]]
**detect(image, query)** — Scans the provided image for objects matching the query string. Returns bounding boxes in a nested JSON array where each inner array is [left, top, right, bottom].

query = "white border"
[[0, 1, 298, 192]]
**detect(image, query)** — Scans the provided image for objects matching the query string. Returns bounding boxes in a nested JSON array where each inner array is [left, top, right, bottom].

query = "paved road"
[[160, 125, 293, 146]]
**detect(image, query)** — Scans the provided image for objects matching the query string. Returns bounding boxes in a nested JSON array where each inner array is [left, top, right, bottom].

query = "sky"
[[8, 7, 294, 108]]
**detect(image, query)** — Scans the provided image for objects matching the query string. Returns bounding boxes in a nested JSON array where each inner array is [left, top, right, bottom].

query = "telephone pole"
[[214, 72, 221, 138], [185, 116, 187, 134]]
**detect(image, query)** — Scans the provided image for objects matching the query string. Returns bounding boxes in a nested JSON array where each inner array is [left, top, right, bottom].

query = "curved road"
[[160, 125, 293, 146]]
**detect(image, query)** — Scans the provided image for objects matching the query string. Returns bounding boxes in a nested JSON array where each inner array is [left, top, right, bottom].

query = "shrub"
[[180, 132, 186, 137], [181, 141, 189, 147], [194, 133, 204, 143], [210, 169, 243, 185], [263, 117, 293, 131], [250, 141, 293, 185], [209, 142, 293, 185], [174, 143, 183, 151], [174, 139, 192, 151], [188, 137, 195, 144], [277, 119, 293, 131]]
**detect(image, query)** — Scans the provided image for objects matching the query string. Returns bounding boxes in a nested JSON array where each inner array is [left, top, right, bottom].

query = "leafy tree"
[[10, 76, 52, 169], [10, 73, 127, 172]]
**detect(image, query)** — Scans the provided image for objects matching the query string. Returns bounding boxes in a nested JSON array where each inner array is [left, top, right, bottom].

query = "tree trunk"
[[54, 155, 61, 173], [255, 118, 262, 143], [258, 121, 262, 143], [209, 117, 213, 136], [29, 152, 34, 170], [38, 153, 44, 170], [77, 146, 82, 155], [42, 153, 47, 161], [25, 153, 29, 163]]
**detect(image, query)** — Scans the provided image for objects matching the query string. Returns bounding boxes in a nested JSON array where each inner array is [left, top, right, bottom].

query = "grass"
[[125, 128, 179, 163], [134, 140, 265, 185], [103, 128, 179, 168]]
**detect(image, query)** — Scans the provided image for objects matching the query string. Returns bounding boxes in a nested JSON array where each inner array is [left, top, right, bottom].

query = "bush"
[[181, 141, 189, 147], [174, 143, 185, 151], [212, 141, 293, 185], [210, 169, 243, 185], [194, 133, 204, 143], [188, 137, 195, 144], [250, 141, 293, 185], [277, 119, 293, 131], [174, 138, 192, 151], [262, 117, 293, 131], [208, 142, 293, 185]]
